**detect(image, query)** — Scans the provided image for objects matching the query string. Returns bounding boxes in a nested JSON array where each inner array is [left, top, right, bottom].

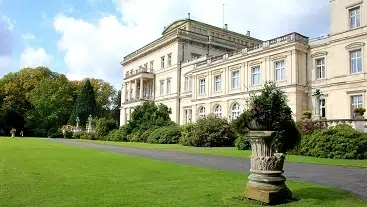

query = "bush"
[[105, 126, 128, 142], [233, 82, 301, 153], [180, 123, 195, 146], [48, 128, 63, 138], [181, 115, 236, 147], [300, 124, 367, 159], [128, 130, 145, 142], [95, 118, 118, 140], [235, 135, 251, 150], [63, 130, 73, 139], [73, 131, 86, 139], [147, 125, 182, 144], [80, 132, 97, 140]]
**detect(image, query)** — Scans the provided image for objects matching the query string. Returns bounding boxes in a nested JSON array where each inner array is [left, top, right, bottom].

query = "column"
[[153, 78, 155, 99], [140, 77, 144, 99], [128, 81, 132, 100], [124, 83, 127, 101], [133, 79, 137, 100]]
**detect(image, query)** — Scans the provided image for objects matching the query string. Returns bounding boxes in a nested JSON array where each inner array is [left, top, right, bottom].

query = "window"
[[199, 79, 205, 94], [144, 63, 148, 68], [184, 77, 191, 91], [184, 109, 192, 124], [160, 81, 164, 95], [143, 86, 147, 97], [275, 61, 285, 81], [319, 99, 326, 118], [214, 75, 221, 92], [350, 7, 361, 29], [166, 79, 171, 94], [161, 56, 165, 69], [167, 53, 172, 66], [351, 50, 362, 73], [214, 105, 222, 117], [198, 106, 206, 119], [231, 103, 241, 120], [150, 61, 154, 69], [252, 66, 260, 85], [351, 95, 363, 118], [149, 85, 153, 97], [316, 58, 326, 79], [232, 71, 239, 89]]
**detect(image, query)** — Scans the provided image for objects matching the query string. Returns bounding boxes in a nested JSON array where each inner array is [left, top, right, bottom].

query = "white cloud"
[[0, 13, 15, 30], [53, 0, 329, 88], [20, 47, 52, 68], [21, 33, 36, 40]]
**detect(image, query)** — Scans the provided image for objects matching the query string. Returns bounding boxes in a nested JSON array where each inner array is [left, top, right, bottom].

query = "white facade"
[[120, 0, 367, 126]]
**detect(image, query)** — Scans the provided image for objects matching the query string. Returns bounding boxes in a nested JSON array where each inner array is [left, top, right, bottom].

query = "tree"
[[70, 78, 116, 118], [26, 74, 73, 136], [69, 79, 97, 125]]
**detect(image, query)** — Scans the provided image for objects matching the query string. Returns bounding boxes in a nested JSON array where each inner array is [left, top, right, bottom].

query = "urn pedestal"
[[244, 130, 292, 204]]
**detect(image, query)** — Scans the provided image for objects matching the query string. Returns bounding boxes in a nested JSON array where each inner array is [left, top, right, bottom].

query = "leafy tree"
[[95, 118, 118, 139], [26, 74, 73, 137], [69, 79, 97, 125], [125, 101, 173, 134]]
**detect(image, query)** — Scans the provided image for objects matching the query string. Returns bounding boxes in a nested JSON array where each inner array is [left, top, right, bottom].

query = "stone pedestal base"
[[245, 182, 292, 204]]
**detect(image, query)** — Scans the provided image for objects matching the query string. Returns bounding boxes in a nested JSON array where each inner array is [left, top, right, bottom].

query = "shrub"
[[105, 126, 128, 142], [95, 118, 118, 140], [128, 130, 145, 142], [182, 115, 236, 147], [354, 107, 366, 116], [73, 131, 86, 139], [80, 132, 97, 140], [147, 125, 182, 144], [233, 81, 301, 153], [180, 123, 195, 146], [63, 130, 73, 139], [48, 128, 63, 138], [300, 124, 367, 159], [235, 135, 251, 150]]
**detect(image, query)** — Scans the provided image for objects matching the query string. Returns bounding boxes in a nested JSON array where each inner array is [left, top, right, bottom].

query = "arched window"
[[231, 103, 241, 120], [214, 105, 222, 117], [198, 106, 206, 119]]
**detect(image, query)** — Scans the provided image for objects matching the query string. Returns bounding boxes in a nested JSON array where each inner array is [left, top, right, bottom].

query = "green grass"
[[76, 139, 367, 168], [1, 138, 366, 207]]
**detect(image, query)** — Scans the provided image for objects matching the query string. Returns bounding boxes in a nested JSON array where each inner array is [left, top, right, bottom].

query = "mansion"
[[120, 0, 367, 126]]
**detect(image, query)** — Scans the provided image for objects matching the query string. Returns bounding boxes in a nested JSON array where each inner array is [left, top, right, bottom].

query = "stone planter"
[[244, 130, 292, 204]]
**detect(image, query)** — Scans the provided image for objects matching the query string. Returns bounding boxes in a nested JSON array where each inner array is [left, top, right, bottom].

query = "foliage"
[[80, 132, 97, 140], [73, 131, 86, 139], [125, 101, 174, 134], [105, 126, 129, 142], [69, 79, 97, 125], [181, 115, 235, 147], [302, 110, 312, 118], [300, 124, 367, 159], [63, 130, 73, 139], [353, 107, 366, 115], [233, 81, 301, 153], [95, 118, 118, 139], [296, 120, 327, 135], [234, 135, 251, 150], [179, 123, 195, 146], [147, 125, 182, 144]]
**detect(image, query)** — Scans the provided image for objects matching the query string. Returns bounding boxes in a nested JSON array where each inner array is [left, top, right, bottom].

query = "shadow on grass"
[[231, 187, 358, 206]]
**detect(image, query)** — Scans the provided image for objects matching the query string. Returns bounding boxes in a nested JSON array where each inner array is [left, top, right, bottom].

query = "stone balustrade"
[[314, 118, 367, 133], [125, 67, 154, 79], [124, 96, 154, 103]]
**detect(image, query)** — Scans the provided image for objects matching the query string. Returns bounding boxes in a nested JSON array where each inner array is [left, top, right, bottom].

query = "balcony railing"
[[124, 96, 154, 103], [313, 119, 367, 133], [248, 32, 309, 51], [125, 67, 154, 79], [309, 34, 330, 42]]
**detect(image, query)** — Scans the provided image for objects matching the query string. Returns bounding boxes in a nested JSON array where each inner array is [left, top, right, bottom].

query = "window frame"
[[316, 57, 326, 79], [231, 103, 241, 120], [319, 98, 326, 118], [350, 50, 362, 73], [252, 66, 261, 85], [150, 61, 154, 69], [159, 81, 164, 96], [350, 6, 361, 30], [214, 75, 222, 92], [275, 60, 285, 81], [232, 70, 239, 89], [351, 95, 364, 118], [214, 105, 222, 117], [198, 106, 206, 119], [167, 53, 172, 66], [166, 79, 171, 95], [161, 56, 165, 69], [199, 79, 206, 95]]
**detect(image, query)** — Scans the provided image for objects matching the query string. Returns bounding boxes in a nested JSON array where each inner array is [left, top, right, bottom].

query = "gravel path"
[[52, 139, 367, 199]]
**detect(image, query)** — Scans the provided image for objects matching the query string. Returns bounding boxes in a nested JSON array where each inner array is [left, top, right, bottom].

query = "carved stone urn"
[[244, 130, 292, 204]]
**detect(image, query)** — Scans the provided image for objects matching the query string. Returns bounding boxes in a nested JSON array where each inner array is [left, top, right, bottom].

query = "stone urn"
[[244, 130, 292, 204], [10, 128, 16, 138]]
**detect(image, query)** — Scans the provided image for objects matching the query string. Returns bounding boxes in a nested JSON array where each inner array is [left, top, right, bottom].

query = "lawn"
[[0, 138, 366, 207], [76, 139, 367, 168]]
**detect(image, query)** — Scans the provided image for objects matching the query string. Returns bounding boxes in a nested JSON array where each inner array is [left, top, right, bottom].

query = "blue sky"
[[0, 0, 330, 88]]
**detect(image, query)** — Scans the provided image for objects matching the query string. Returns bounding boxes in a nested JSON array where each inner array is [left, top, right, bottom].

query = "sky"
[[0, 0, 330, 88]]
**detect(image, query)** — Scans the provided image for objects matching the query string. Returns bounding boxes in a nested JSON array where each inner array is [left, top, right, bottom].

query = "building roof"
[[162, 18, 263, 42]]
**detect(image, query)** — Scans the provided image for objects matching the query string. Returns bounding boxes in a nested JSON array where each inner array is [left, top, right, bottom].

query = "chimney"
[[246, 31, 250, 37], [188, 13, 191, 20], [224, 24, 228, 30]]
